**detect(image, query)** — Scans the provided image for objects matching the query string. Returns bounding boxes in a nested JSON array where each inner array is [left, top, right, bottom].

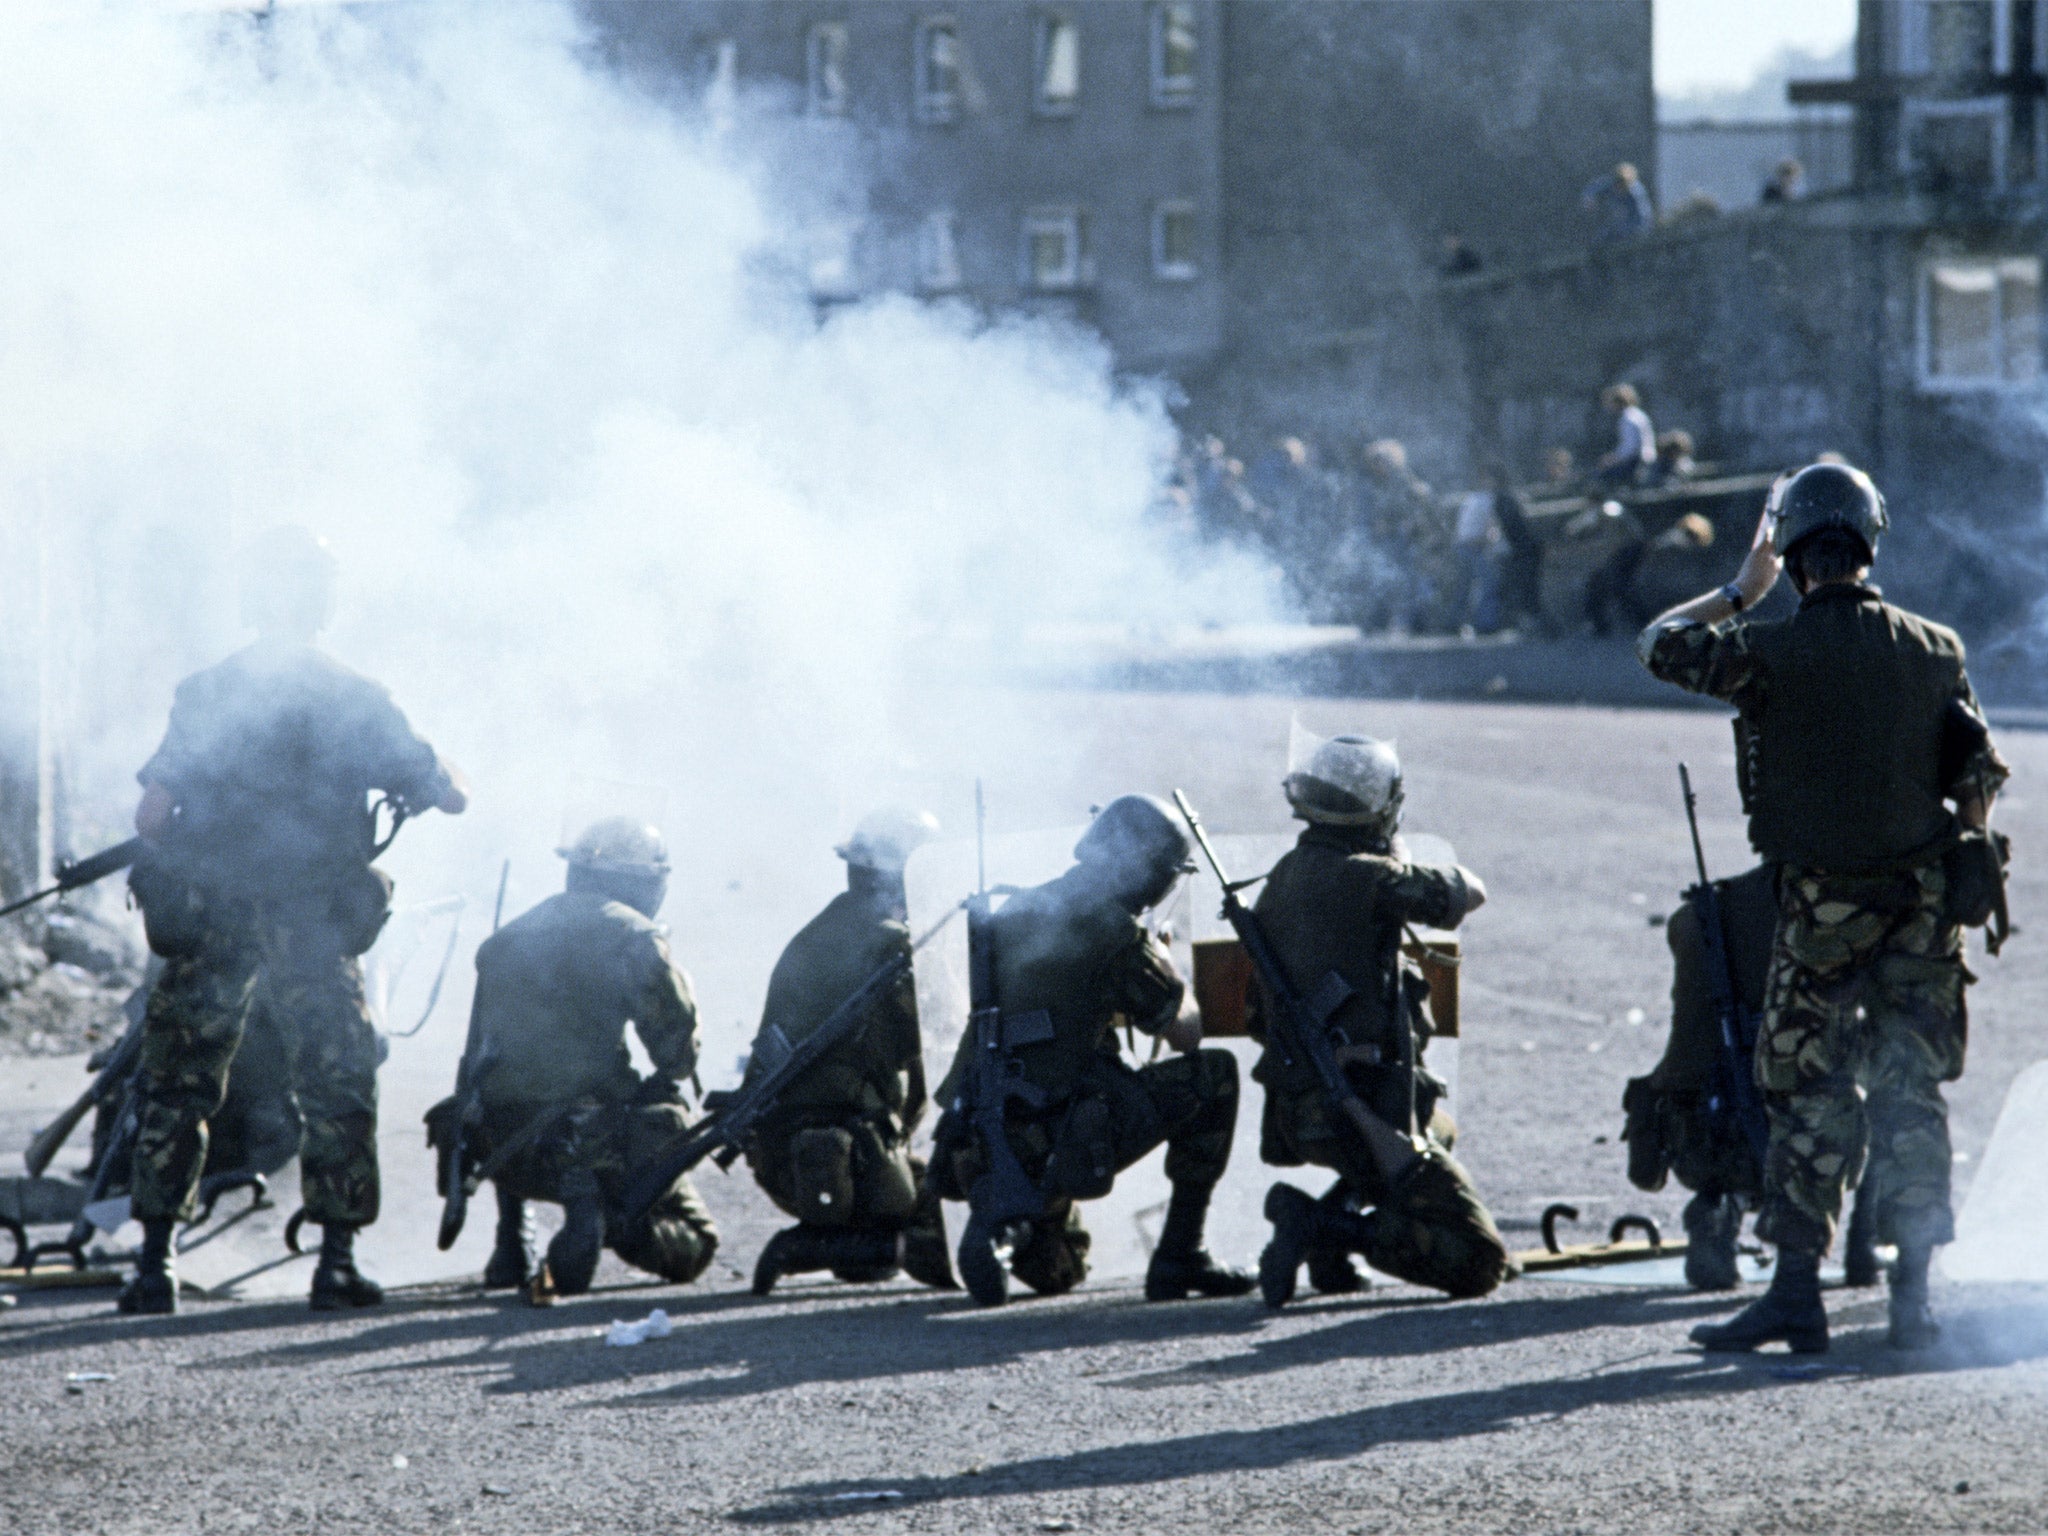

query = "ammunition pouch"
[[1942, 829, 2012, 953], [129, 852, 207, 959], [1044, 1094, 1117, 1201], [331, 864, 397, 958], [1621, 1076, 1670, 1192], [852, 1120, 919, 1223], [791, 1127, 857, 1227]]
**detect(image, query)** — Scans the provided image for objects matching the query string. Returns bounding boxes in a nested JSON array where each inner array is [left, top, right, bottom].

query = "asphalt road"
[[5, 690, 2048, 1536]]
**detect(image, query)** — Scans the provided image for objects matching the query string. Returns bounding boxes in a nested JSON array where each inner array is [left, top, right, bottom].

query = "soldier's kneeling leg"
[[900, 1157, 957, 1291], [1355, 1146, 1513, 1299], [609, 1172, 719, 1285], [1009, 1202, 1091, 1296]]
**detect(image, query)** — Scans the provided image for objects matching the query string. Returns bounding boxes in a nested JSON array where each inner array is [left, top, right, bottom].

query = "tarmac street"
[[4, 691, 2047, 1536]]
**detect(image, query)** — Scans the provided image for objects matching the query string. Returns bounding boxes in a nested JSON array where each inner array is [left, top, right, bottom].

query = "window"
[[1920, 256, 2041, 387], [915, 17, 962, 124], [919, 211, 963, 293], [1151, 201, 1198, 280], [1022, 208, 1084, 291], [1035, 13, 1080, 115], [807, 23, 849, 117], [1149, 2, 1197, 107], [1904, 97, 2006, 189]]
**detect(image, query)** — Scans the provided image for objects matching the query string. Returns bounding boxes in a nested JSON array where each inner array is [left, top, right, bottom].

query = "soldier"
[[932, 795, 1254, 1307], [1623, 863, 1884, 1292], [120, 527, 469, 1316], [1251, 734, 1512, 1307], [1639, 462, 2008, 1351], [438, 818, 718, 1298], [744, 808, 955, 1295]]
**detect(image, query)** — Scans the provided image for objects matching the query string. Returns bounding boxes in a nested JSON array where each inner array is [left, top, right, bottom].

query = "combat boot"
[[1146, 1181, 1253, 1302], [309, 1223, 385, 1311], [901, 1208, 959, 1291], [751, 1224, 834, 1296], [483, 1185, 536, 1291], [116, 1218, 178, 1317], [1306, 1183, 1368, 1295], [1841, 1186, 1882, 1289], [1682, 1193, 1742, 1292], [1887, 1242, 1941, 1350], [1258, 1183, 1319, 1310], [545, 1175, 606, 1298], [1690, 1247, 1827, 1353], [827, 1230, 905, 1285], [956, 1213, 1010, 1308]]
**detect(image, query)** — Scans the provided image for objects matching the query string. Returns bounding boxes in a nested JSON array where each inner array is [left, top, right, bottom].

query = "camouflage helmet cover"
[[557, 816, 670, 875], [837, 806, 941, 873]]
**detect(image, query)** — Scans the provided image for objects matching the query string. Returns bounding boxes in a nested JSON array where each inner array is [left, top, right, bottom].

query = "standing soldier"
[[435, 819, 718, 1298], [933, 796, 1254, 1307], [1251, 734, 1512, 1307], [120, 527, 469, 1316], [1639, 462, 2008, 1351], [744, 808, 955, 1295]]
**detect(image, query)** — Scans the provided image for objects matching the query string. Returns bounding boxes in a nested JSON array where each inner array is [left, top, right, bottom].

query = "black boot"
[[1306, 1183, 1368, 1295], [309, 1223, 385, 1311], [1146, 1182, 1253, 1302], [117, 1218, 178, 1316], [1690, 1247, 1827, 1353], [1842, 1186, 1882, 1289], [956, 1212, 1010, 1308], [1887, 1242, 1941, 1349], [752, 1224, 834, 1296], [1258, 1183, 1318, 1310], [1682, 1193, 1743, 1292], [828, 1229, 905, 1285], [901, 1206, 959, 1291], [544, 1175, 605, 1298], [484, 1185, 535, 1291]]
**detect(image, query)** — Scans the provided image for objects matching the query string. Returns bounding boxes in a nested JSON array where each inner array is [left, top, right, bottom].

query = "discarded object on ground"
[[603, 1308, 673, 1346], [1513, 1202, 1685, 1273]]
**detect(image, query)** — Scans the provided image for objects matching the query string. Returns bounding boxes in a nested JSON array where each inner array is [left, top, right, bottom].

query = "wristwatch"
[[1718, 581, 1746, 612]]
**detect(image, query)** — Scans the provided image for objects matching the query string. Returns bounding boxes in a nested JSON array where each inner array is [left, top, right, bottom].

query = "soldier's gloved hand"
[[1163, 1007, 1204, 1055]]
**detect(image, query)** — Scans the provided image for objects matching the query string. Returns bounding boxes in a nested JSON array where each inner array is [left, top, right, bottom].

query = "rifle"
[[0, 838, 145, 921], [619, 897, 965, 1223], [435, 860, 509, 1251], [22, 1009, 147, 1178], [950, 781, 1050, 1304], [1678, 764, 1770, 1165], [1172, 789, 1422, 1188]]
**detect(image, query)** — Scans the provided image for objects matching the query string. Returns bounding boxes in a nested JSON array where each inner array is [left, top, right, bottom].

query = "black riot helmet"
[[1772, 461, 1888, 567], [1072, 794, 1193, 911]]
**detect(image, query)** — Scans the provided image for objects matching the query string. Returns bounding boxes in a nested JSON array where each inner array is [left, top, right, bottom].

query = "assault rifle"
[[436, 861, 509, 1251], [0, 838, 144, 921], [950, 781, 1050, 1306], [22, 1009, 146, 1178], [1173, 790, 1422, 1188], [620, 895, 964, 1223], [1678, 763, 1770, 1165]]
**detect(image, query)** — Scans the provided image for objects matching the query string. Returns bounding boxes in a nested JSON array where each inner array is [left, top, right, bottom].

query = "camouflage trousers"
[[131, 899, 380, 1227], [940, 1048, 1240, 1296], [1754, 862, 1967, 1254], [474, 1096, 718, 1285], [1263, 1079, 1514, 1298]]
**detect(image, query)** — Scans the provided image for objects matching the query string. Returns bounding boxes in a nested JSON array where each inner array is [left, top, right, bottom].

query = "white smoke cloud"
[[2, 0, 1282, 1071]]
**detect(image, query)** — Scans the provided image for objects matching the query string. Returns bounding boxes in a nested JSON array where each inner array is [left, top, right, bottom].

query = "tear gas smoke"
[[1, 1, 1285, 1280]]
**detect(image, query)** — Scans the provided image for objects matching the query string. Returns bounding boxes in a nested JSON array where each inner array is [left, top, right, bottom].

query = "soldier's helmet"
[[557, 817, 671, 874], [1772, 461, 1887, 563], [1073, 794, 1192, 907], [1284, 733, 1404, 832], [240, 525, 340, 636], [836, 806, 940, 874]]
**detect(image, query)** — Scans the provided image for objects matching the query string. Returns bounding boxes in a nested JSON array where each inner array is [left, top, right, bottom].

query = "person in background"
[[1451, 482, 1500, 635], [1489, 464, 1546, 634], [1651, 430, 1698, 487], [1582, 162, 1652, 241], [1760, 158, 1804, 205], [1595, 384, 1656, 489], [1543, 447, 1578, 492]]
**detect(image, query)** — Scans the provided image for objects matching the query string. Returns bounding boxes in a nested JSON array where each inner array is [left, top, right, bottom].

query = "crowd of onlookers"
[[1157, 380, 1714, 641]]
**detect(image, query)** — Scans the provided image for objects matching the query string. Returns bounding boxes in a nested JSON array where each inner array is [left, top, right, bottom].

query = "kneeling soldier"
[[431, 818, 717, 1297], [933, 795, 1254, 1307], [1252, 734, 1513, 1306], [746, 808, 957, 1294]]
